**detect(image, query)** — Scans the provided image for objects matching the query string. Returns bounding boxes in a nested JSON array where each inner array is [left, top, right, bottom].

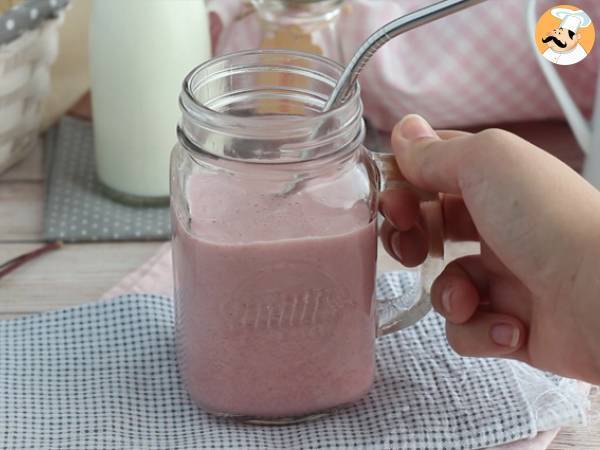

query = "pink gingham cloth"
[[103, 244, 577, 450], [102, 243, 173, 300], [207, 0, 599, 130]]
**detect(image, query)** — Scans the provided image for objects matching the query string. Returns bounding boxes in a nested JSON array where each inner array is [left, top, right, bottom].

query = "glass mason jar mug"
[[171, 50, 444, 423]]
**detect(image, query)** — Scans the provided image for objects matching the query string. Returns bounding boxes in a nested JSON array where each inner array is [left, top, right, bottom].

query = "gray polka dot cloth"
[[0, 274, 587, 450], [0, 0, 69, 45], [44, 117, 171, 242]]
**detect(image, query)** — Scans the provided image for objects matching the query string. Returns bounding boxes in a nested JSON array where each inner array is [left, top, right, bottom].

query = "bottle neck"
[[252, 0, 344, 26]]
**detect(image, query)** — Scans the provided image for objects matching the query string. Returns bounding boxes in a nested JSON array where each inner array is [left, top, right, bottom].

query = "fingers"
[[446, 311, 527, 358], [380, 191, 478, 270], [380, 219, 428, 267], [431, 256, 488, 323], [380, 122, 479, 265], [380, 219, 396, 260], [393, 226, 428, 267], [431, 255, 528, 359], [380, 190, 478, 268], [379, 188, 420, 231], [436, 130, 471, 140], [441, 194, 479, 242], [390, 114, 600, 288]]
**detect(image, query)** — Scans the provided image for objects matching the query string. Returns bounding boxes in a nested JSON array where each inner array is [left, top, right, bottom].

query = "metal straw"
[[278, 0, 490, 196], [323, 0, 489, 112]]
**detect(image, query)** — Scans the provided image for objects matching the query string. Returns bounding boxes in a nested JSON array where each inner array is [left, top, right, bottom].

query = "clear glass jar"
[[171, 50, 440, 424], [253, 0, 345, 62]]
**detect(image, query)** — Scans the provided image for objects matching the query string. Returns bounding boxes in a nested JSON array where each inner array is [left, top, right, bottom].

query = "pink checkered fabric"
[[208, 0, 599, 130]]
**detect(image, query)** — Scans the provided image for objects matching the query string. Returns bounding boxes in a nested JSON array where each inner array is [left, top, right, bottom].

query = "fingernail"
[[441, 288, 453, 314], [398, 114, 436, 141], [490, 324, 520, 348]]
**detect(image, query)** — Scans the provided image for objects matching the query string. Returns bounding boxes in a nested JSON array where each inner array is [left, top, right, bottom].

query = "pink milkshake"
[[172, 171, 378, 419]]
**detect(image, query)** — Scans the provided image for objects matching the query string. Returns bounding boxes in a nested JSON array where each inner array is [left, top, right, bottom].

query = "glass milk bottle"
[[90, 0, 211, 205], [253, 0, 345, 62]]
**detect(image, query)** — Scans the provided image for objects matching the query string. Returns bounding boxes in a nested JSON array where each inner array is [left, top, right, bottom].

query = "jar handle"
[[370, 152, 445, 337]]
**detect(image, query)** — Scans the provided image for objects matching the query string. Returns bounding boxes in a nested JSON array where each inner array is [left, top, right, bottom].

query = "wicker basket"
[[0, 9, 64, 174]]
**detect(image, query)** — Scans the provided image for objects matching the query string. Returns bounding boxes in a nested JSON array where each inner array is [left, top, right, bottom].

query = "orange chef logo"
[[535, 5, 595, 65]]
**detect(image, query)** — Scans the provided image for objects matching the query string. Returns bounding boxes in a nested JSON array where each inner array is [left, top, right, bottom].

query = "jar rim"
[[178, 49, 363, 164], [180, 49, 361, 135]]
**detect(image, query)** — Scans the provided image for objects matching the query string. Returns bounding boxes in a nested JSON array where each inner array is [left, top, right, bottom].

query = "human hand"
[[380, 114, 600, 384]]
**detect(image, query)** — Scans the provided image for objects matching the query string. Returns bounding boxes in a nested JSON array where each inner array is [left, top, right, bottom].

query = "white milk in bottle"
[[90, 0, 211, 204]]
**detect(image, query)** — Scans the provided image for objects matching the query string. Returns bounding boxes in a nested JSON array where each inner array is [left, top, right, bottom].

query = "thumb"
[[391, 114, 473, 195], [392, 114, 600, 292]]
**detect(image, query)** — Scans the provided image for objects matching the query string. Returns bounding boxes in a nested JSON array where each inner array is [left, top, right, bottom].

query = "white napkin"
[[0, 272, 589, 450]]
